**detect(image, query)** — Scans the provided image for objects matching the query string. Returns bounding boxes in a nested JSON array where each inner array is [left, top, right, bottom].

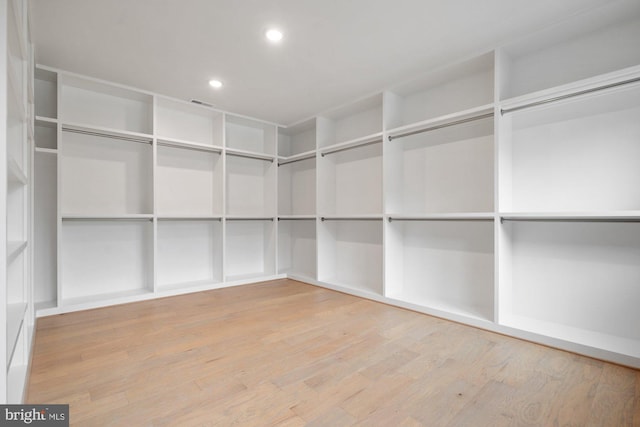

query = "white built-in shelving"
[[3, 0, 33, 404], [27, 0, 640, 376]]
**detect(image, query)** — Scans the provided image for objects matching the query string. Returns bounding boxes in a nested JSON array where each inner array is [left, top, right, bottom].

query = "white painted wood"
[[226, 155, 275, 217], [156, 145, 222, 216], [317, 94, 382, 147], [501, 220, 640, 358], [278, 157, 315, 216], [386, 116, 493, 215], [226, 115, 276, 155], [319, 142, 382, 216], [60, 220, 152, 301], [34, 152, 56, 308], [225, 219, 275, 280], [317, 219, 383, 295], [60, 74, 153, 134], [500, 1, 640, 100], [60, 130, 153, 215], [386, 220, 494, 321], [278, 119, 316, 157], [503, 83, 640, 212], [34, 117, 56, 149], [156, 97, 223, 146], [277, 219, 316, 280], [385, 52, 494, 130], [34, 66, 56, 119], [157, 220, 222, 289]]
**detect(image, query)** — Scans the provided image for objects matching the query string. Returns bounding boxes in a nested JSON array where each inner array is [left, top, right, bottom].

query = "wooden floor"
[[28, 279, 640, 426]]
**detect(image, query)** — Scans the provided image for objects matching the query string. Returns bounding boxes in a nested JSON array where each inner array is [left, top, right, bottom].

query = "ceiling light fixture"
[[266, 29, 283, 42], [209, 79, 223, 89]]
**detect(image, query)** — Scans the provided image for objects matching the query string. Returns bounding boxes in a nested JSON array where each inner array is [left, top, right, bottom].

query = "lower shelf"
[[61, 289, 153, 309], [386, 291, 492, 322]]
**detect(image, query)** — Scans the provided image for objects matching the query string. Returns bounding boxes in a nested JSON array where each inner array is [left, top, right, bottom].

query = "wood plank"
[[27, 279, 640, 425]]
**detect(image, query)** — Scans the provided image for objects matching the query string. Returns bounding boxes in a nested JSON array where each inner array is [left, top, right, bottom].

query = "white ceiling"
[[31, 0, 612, 126]]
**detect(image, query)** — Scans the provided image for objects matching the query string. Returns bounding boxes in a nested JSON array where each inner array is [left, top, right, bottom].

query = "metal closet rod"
[[226, 152, 274, 163], [278, 155, 315, 166], [62, 127, 152, 145], [226, 217, 274, 221], [501, 76, 640, 115], [321, 217, 382, 221], [321, 138, 382, 157], [157, 141, 221, 154], [278, 217, 315, 221], [500, 217, 640, 223], [388, 217, 492, 222], [388, 112, 494, 142]]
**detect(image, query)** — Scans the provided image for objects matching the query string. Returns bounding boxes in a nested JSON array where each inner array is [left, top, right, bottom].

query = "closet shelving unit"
[[29, 0, 640, 371], [277, 119, 317, 281], [3, 0, 33, 404]]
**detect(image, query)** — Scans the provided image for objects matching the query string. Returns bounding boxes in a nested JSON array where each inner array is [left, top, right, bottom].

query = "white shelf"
[[318, 219, 383, 296], [35, 115, 57, 125], [384, 52, 494, 130], [158, 215, 222, 220], [319, 132, 383, 156], [320, 215, 383, 220], [34, 147, 57, 154], [7, 158, 28, 185], [61, 129, 153, 216], [61, 121, 153, 143], [278, 149, 316, 165], [156, 144, 223, 217], [278, 219, 316, 279], [62, 214, 153, 220], [157, 220, 222, 289], [278, 118, 316, 157], [386, 220, 494, 322], [278, 155, 315, 216], [317, 94, 383, 148], [226, 114, 277, 156], [60, 74, 153, 134], [318, 138, 383, 216], [155, 97, 223, 146], [389, 213, 494, 221], [501, 212, 640, 221], [61, 289, 153, 309], [225, 219, 276, 280], [6, 303, 27, 364], [501, 81, 640, 212], [225, 147, 275, 162], [157, 137, 223, 153], [226, 216, 275, 221], [7, 241, 27, 259]]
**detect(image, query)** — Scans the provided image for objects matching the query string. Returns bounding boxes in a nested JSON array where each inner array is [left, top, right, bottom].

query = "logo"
[[1, 405, 69, 426]]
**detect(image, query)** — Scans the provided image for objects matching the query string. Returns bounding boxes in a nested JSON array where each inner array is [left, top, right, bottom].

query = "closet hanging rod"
[[278, 217, 315, 221], [226, 152, 274, 162], [500, 217, 640, 223], [62, 127, 152, 145], [388, 113, 494, 142], [157, 141, 222, 154], [501, 76, 640, 115], [388, 217, 493, 222], [278, 154, 315, 166], [321, 217, 382, 221], [321, 138, 382, 157], [226, 217, 274, 221]]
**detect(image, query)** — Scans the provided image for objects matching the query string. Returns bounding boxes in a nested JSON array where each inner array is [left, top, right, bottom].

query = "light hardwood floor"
[[28, 279, 640, 426]]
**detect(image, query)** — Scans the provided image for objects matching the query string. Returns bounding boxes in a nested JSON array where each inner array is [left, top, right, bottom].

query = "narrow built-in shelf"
[[61, 122, 153, 144], [225, 147, 275, 162], [499, 66, 640, 114], [320, 132, 383, 157], [386, 104, 495, 140], [34, 147, 58, 155], [6, 302, 27, 364], [7, 158, 28, 185], [500, 212, 640, 222], [157, 137, 223, 153], [35, 116, 58, 125], [7, 241, 27, 259], [388, 213, 494, 221], [278, 149, 316, 165]]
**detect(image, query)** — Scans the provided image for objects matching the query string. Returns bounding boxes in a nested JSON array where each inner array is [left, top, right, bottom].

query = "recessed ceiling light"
[[209, 79, 223, 89], [266, 29, 283, 42]]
